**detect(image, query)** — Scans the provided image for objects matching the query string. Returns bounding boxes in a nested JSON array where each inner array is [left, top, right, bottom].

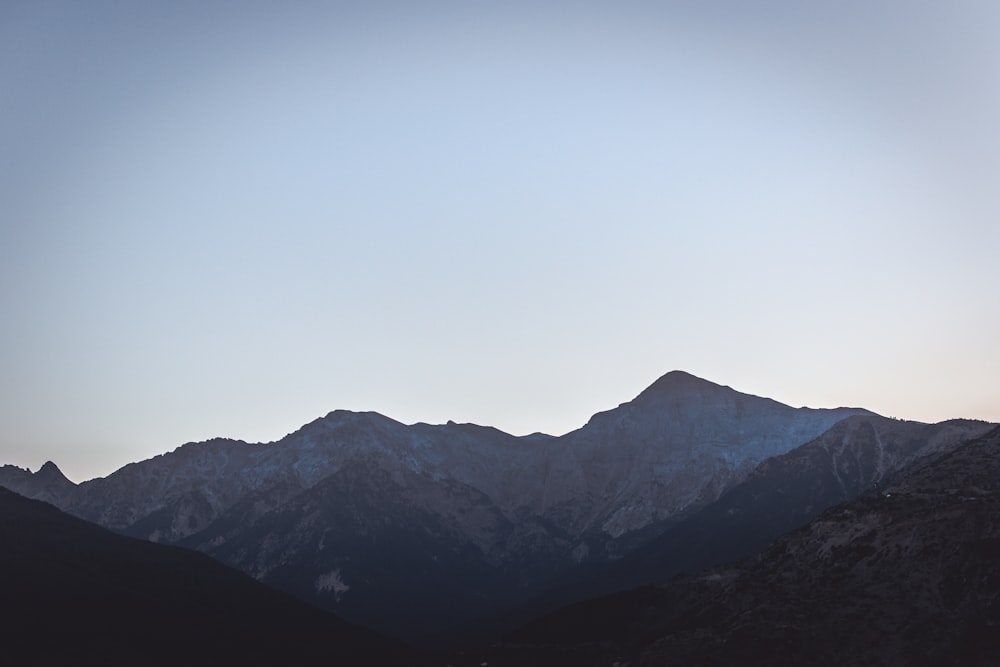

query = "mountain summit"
[[0, 459, 76, 506], [35, 460, 72, 484], [559, 372, 870, 539], [635, 369, 719, 395]]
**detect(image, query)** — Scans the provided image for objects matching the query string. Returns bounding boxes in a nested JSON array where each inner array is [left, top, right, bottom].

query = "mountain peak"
[[36, 461, 73, 485], [635, 370, 723, 399]]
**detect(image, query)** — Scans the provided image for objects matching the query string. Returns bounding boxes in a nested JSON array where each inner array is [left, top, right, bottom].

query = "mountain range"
[[2, 369, 996, 660], [1, 371, 870, 638]]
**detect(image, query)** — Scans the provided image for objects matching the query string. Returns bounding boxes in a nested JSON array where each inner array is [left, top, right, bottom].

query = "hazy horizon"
[[3, 1, 999, 482]]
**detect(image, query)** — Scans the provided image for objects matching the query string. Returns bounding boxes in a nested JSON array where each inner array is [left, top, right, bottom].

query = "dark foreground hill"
[[0, 487, 420, 667], [459, 425, 1000, 667]]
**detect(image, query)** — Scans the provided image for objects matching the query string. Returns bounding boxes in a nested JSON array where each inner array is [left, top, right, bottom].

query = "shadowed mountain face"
[[435, 415, 993, 643], [0, 371, 869, 639], [0, 487, 417, 667], [0, 459, 76, 506], [539, 371, 871, 542], [596, 415, 994, 593], [466, 425, 1000, 667]]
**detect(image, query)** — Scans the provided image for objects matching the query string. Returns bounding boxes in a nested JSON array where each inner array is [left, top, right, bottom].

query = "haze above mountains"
[[5, 1, 999, 493]]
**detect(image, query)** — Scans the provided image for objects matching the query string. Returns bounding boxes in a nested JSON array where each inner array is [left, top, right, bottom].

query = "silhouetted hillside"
[[0, 488, 420, 666]]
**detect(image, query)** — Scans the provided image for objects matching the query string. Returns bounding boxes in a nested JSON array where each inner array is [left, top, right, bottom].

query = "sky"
[[2, 1, 998, 482]]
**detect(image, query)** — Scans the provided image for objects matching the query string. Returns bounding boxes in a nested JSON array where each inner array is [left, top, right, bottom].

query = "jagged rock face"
[[0, 371, 870, 638]]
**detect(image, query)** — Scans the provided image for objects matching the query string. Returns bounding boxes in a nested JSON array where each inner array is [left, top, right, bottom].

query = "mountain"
[[0, 458, 76, 506], [180, 453, 528, 638], [437, 415, 993, 644], [526, 371, 872, 548], [0, 371, 870, 639], [470, 425, 1000, 667], [596, 414, 995, 593], [0, 487, 418, 666]]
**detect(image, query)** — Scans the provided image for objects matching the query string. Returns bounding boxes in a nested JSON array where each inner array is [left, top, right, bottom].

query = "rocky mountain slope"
[[437, 415, 993, 643], [536, 371, 869, 545], [0, 371, 870, 638], [0, 486, 418, 667], [0, 458, 77, 506], [468, 425, 1000, 667], [597, 414, 995, 593]]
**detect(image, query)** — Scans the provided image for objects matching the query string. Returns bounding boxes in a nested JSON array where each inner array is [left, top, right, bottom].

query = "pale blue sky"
[[2, 1, 998, 482]]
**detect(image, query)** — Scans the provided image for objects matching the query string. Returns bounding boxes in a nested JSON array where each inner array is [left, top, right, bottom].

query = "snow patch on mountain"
[[315, 569, 350, 601]]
